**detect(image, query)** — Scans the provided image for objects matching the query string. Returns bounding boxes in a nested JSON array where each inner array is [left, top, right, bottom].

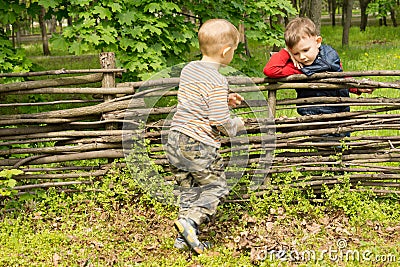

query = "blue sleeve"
[[301, 45, 342, 76]]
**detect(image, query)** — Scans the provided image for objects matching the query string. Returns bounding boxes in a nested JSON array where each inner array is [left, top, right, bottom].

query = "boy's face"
[[289, 35, 322, 66]]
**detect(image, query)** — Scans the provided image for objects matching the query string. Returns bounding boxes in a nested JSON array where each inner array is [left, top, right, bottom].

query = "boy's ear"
[[222, 46, 232, 57], [316, 36, 323, 47]]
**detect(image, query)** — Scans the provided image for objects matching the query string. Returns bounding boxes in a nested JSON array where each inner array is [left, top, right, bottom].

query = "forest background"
[[1, 0, 400, 266]]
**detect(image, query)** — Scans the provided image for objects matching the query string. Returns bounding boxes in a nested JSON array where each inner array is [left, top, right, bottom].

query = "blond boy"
[[165, 19, 244, 254]]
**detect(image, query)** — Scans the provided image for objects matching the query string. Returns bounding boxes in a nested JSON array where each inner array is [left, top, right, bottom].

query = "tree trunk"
[[390, 8, 397, 27], [342, 0, 354, 46], [38, 6, 51, 56], [11, 23, 16, 48], [299, 0, 322, 33], [308, 0, 322, 34], [299, 0, 309, 17], [291, 0, 298, 11], [14, 23, 22, 48], [331, 0, 337, 26], [49, 15, 57, 33], [238, 22, 251, 57], [359, 0, 370, 31]]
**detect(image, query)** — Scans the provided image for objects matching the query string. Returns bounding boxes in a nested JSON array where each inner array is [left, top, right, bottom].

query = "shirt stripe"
[[170, 61, 239, 147]]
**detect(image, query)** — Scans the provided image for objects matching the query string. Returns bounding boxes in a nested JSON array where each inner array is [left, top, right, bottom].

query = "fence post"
[[100, 52, 118, 163], [267, 90, 276, 118], [100, 52, 117, 128], [100, 52, 116, 99], [267, 51, 278, 118]]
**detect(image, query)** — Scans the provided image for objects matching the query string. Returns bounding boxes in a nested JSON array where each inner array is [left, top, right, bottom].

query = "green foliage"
[[0, 0, 26, 25], [44, 0, 296, 80], [182, 0, 296, 48], [0, 32, 32, 83], [323, 179, 400, 225], [367, 0, 397, 19], [0, 169, 22, 197], [44, 0, 196, 80]]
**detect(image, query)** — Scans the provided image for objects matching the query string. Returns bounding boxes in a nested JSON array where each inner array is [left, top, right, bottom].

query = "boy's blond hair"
[[198, 19, 239, 57], [284, 17, 319, 49]]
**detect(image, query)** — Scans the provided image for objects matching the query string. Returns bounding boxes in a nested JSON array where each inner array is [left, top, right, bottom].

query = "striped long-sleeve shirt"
[[170, 61, 240, 148]]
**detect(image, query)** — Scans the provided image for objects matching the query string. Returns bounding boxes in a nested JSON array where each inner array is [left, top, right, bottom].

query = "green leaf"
[[50, 34, 69, 51], [109, 2, 122, 13], [93, 6, 112, 19], [119, 37, 135, 50], [163, 2, 181, 12], [38, 0, 58, 9], [7, 179, 17, 188], [69, 41, 89, 55], [143, 24, 161, 35], [134, 42, 148, 53], [145, 3, 161, 13], [117, 10, 136, 26], [86, 34, 101, 45], [0, 169, 23, 179]]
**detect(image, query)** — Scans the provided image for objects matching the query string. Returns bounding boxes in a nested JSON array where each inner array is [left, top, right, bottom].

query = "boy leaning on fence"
[[263, 17, 374, 136], [164, 19, 245, 254]]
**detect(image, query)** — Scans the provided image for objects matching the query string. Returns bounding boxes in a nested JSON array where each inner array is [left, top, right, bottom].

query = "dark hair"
[[284, 17, 318, 49]]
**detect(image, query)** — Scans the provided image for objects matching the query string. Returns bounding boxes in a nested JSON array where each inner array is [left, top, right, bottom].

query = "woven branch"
[[0, 68, 125, 77], [13, 181, 92, 191], [0, 73, 103, 93]]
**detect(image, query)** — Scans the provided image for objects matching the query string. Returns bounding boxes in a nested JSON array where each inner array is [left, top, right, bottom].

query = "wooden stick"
[[0, 98, 143, 120], [277, 97, 400, 105], [0, 73, 103, 93], [0, 68, 125, 77], [317, 78, 400, 89], [0, 130, 129, 140], [13, 181, 92, 190], [0, 150, 124, 166], [0, 137, 70, 146], [0, 123, 102, 137], [1, 87, 134, 95], [256, 70, 400, 83], [0, 99, 101, 108], [12, 170, 106, 180], [268, 166, 400, 173], [0, 142, 120, 156], [116, 71, 400, 89], [343, 152, 400, 161]]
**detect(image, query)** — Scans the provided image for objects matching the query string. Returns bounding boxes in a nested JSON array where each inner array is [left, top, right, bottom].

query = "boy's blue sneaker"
[[174, 235, 188, 250], [174, 218, 211, 254]]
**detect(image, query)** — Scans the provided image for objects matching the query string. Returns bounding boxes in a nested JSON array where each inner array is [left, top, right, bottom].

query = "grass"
[[1, 170, 399, 266], [1, 25, 400, 266]]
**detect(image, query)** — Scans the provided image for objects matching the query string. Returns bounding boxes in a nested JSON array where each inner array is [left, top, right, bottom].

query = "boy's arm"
[[263, 49, 303, 78], [301, 45, 342, 76], [209, 86, 243, 137]]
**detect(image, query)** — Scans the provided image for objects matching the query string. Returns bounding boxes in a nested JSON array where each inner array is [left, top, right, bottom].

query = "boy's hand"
[[233, 116, 245, 132], [228, 93, 244, 108], [284, 48, 303, 69]]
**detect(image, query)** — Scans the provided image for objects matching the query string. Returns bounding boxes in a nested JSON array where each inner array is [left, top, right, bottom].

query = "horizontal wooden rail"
[[1, 67, 399, 197], [0, 68, 125, 77]]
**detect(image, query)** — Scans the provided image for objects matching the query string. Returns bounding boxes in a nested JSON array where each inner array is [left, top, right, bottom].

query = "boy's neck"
[[201, 56, 222, 69]]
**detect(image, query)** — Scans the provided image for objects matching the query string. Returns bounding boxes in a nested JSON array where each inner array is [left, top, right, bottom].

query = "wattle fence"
[[1, 52, 400, 199]]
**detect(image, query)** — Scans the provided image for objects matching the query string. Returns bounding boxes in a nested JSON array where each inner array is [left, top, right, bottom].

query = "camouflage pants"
[[165, 130, 228, 226]]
